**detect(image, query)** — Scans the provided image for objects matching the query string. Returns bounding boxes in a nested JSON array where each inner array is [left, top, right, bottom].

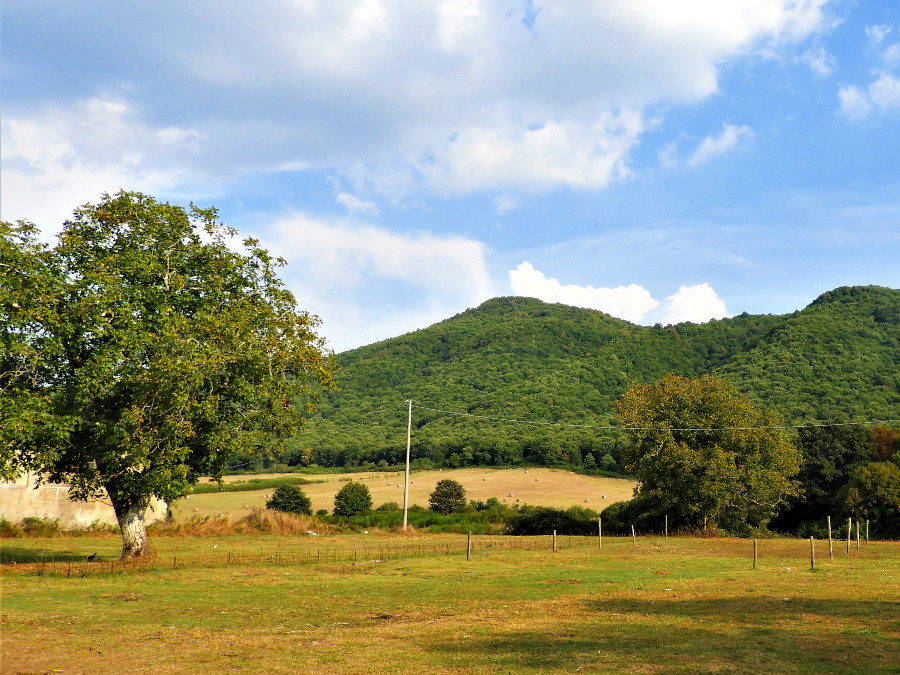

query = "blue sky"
[[3, 1, 898, 351]]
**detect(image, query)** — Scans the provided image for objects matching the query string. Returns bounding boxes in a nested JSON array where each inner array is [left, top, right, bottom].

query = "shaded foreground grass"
[[2, 535, 897, 674]]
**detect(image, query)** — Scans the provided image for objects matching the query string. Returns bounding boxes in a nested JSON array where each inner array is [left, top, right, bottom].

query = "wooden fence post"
[[866, 520, 869, 545], [856, 520, 860, 550], [631, 525, 636, 544], [553, 530, 557, 552], [598, 518, 602, 550], [846, 518, 851, 554], [809, 537, 815, 571], [753, 539, 757, 569], [664, 514, 668, 541], [467, 531, 472, 561], [827, 516, 833, 559]]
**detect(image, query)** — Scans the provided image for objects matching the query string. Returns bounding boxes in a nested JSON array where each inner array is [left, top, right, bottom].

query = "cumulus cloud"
[[840, 24, 900, 119], [0, 96, 204, 228], [3, 1, 831, 202], [686, 124, 754, 167], [644, 283, 729, 325], [839, 73, 900, 118], [507, 262, 728, 325], [264, 214, 494, 350]]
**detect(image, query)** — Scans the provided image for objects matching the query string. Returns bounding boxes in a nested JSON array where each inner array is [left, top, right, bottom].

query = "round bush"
[[266, 484, 312, 516], [333, 481, 373, 517], [429, 479, 467, 514]]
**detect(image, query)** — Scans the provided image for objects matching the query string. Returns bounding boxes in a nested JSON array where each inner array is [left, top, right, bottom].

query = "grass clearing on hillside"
[[2, 534, 897, 673]]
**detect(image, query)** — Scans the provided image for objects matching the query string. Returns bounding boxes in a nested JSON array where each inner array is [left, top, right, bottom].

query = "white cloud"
[[884, 43, 900, 66], [686, 124, 754, 167], [840, 25, 900, 119], [839, 73, 900, 118], [658, 142, 680, 169], [0, 96, 204, 229], [838, 85, 873, 118], [644, 283, 729, 325], [264, 214, 494, 350], [507, 261, 728, 325], [5, 1, 831, 201], [494, 194, 519, 214], [866, 25, 891, 46], [336, 192, 380, 216], [801, 46, 834, 76]]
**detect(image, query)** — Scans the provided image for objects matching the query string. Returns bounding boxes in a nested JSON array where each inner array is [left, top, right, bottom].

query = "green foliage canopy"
[[266, 484, 313, 516], [616, 374, 802, 533], [333, 480, 372, 517], [428, 478, 467, 513], [840, 462, 900, 538], [0, 222, 71, 480]]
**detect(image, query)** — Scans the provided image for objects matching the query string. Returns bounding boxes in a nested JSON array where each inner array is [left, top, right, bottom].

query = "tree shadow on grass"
[[0, 546, 110, 563], [425, 596, 899, 673]]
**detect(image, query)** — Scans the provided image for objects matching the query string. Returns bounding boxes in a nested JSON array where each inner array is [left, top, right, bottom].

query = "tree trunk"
[[113, 499, 151, 558]]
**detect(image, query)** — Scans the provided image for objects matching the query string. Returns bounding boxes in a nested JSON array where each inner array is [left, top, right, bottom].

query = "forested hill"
[[288, 285, 898, 470]]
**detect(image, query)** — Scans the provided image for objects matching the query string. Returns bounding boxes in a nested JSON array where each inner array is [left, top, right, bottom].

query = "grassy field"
[[2, 533, 897, 674], [177, 467, 636, 520]]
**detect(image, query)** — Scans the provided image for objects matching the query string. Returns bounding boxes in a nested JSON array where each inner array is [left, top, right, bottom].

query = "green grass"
[[2, 534, 897, 673], [189, 475, 323, 494]]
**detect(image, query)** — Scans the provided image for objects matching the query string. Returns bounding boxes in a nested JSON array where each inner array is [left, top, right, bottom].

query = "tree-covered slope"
[[715, 286, 899, 421], [289, 286, 898, 470]]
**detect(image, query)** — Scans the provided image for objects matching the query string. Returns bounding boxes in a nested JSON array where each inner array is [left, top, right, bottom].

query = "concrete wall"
[[0, 472, 166, 529]]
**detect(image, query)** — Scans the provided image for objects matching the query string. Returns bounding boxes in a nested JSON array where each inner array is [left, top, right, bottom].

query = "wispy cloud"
[[686, 124, 754, 167], [336, 192, 380, 216]]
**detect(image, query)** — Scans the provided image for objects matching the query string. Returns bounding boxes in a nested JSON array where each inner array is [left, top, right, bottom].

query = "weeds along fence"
[[1, 534, 606, 577], [3, 533, 887, 578]]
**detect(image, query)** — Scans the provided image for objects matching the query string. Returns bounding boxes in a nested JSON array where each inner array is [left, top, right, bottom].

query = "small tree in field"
[[429, 479, 467, 513], [0, 192, 336, 558], [333, 481, 372, 517], [266, 485, 313, 516], [616, 374, 801, 533]]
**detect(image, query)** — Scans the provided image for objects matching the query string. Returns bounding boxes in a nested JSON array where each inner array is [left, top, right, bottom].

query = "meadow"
[[2, 532, 898, 674], [177, 467, 637, 520]]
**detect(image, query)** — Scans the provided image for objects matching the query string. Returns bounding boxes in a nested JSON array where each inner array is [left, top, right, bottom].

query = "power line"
[[409, 403, 898, 433]]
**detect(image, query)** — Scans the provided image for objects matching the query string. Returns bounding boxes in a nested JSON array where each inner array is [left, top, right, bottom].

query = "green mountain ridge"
[[288, 285, 899, 470]]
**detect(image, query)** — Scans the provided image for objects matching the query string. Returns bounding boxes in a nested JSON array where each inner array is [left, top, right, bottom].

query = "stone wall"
[[0, 472, 166, 528]]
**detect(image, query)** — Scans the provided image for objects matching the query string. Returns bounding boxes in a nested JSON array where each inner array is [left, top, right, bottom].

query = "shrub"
[[429, 479, 467, 513], [840, 461, 900, 538], [266, 484, 313, 516], [508, 505, 600, 535], [333, 480, 372, 517], [375, 501, 401, 513], [600, 495, 667, 535]]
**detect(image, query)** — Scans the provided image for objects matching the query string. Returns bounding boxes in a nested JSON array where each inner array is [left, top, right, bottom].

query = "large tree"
[[1, 192, 336, 557], [615, 374, 801, 533]]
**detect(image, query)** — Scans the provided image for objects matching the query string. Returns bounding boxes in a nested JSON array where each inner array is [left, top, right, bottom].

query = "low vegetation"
[[190, 475, 320, 494], [2, 533, 897, 673]]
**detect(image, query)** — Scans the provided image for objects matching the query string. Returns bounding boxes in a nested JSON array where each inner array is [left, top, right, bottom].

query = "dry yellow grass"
[[173, 468, 636, 521]]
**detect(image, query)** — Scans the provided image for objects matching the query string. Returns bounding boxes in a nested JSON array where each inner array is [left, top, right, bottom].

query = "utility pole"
[[402, 400, 412, 530]]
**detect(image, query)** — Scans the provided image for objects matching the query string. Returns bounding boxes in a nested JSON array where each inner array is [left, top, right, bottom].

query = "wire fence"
[[2, 534, 607, 577]]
